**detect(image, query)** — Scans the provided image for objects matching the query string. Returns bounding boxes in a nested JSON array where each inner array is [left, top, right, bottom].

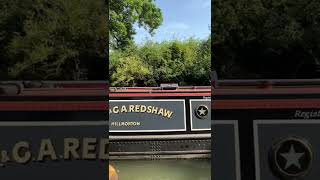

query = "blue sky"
[[134, 0, 211, 44]]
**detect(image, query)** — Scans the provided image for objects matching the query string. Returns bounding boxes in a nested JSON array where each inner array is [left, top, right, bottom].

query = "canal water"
[[110, 159, 211, 180]]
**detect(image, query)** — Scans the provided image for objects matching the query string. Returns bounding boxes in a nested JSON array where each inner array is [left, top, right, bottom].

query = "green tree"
[[212, 0, 320, 79], [187, 37, 211, 84], [0, 0, 107, 80], [109, 0, 163, 50], [110, 54, 151, 87], [110, 38, 211, 87]]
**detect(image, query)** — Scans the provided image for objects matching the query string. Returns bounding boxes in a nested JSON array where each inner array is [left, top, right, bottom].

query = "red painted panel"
[[0, 102, 107, 111], [213, 99, 320, 109], [110, 92, 211, 97]]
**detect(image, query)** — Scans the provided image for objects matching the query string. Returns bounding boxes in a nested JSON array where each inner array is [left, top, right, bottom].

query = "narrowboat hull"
[[0, 82, 212, 160], [109, 87, 211, 159], [213, 80, 320, 180], [0, 81, 107, 179]]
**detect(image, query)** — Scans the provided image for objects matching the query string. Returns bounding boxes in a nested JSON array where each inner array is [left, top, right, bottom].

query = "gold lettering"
[[140, 105, 147, 113], [151, 106, 158, 114], [82, 138, 97, 160], [111, 104, 173, 119], [64, 138, 80, 160], [99, 138, 108, 160], [121, 105, 127, 113], [12, 141, 31, 164], [164, 110, 173, 119], [37, 139, 57, 161], [113, 106, 119, 114], [158, 108, 164, 116], [128, 105, 134, 112], [135, 105, 140, 112]]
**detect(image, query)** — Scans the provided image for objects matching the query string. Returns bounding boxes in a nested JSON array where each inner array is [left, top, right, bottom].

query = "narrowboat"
[[213, 79, 320, 180], [0, 81, 107, 179], [109, 85, 211, 160]]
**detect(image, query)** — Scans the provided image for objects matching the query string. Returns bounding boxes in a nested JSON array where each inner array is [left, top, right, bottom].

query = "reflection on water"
[[110, 159, 211, 180]]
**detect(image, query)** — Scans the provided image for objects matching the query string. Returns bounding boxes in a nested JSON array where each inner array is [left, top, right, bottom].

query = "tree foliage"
[[213, 0, 320, 79], [110, 38, 211, 87], [109, 0, 163, 50], [0, 0, 107, 80]]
